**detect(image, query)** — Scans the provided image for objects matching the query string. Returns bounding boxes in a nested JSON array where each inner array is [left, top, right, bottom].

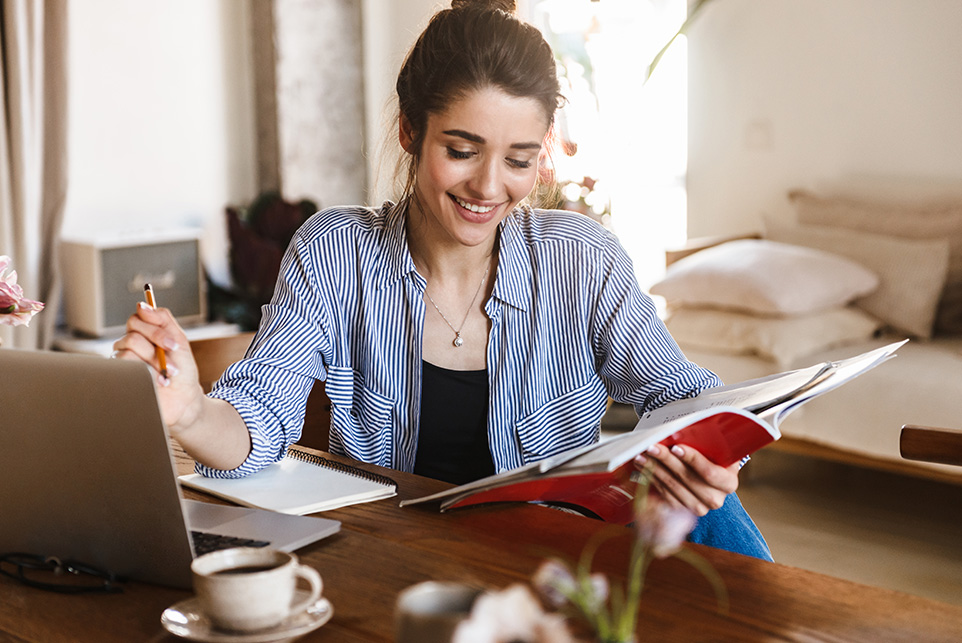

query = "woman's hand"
[[633, 444, 740, 516], [111, 302, 205, 434]]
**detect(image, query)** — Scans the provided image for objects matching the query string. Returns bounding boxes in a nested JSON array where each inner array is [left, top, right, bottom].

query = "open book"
[[400, 340, 906, 524], [180, 447, 398, 515]]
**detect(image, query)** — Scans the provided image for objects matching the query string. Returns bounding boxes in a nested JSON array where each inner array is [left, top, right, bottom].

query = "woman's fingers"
[[113, 304, 187, 383], [635, 444, 739, 516]]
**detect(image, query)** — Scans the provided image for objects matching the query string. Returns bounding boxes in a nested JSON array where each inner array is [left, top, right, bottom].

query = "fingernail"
[[163, 338, 179, 351], [166, 363, 179, 377], [159, 375, 171, 387], [671, 445, 685, 457], [647, 445, 660, 456], [634, 454, 647, 465], [138, 301, 150, 310]]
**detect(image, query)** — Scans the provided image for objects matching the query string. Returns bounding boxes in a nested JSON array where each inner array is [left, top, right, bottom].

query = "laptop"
[[0, 349, 340, 589]]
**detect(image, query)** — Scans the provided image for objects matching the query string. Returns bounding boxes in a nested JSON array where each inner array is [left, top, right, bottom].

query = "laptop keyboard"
[[190, 531, 271, 556]]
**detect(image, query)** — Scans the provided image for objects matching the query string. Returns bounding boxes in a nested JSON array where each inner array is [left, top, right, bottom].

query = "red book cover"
[[402, 341, 906, 521], [446, 464, 640, 524], [658, 409, 776, 467], [440, 410, 776, 523]]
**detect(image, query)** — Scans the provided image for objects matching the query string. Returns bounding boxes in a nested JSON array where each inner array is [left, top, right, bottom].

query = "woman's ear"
[[399, 115, 416, 153]]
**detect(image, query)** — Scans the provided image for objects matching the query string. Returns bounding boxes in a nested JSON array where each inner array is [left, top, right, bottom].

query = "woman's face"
[[403, 86, 549, 250]]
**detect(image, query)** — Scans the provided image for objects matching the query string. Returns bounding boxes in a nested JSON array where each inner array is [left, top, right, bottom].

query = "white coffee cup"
[[191, 547, 323, 633], [394, 581, 482, 643]]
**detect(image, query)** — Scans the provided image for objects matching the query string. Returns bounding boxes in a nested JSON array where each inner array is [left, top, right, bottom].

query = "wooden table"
[[2, 448, 961, 642]]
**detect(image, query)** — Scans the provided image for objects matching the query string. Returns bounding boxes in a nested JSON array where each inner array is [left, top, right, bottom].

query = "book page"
[[760, 340, 905, 425], [180, 452, 397, 515], [401, 405, 778, 512], [635, 363, 830, 427], [554, 406, 773, 474], [637, 340, 907, 430]]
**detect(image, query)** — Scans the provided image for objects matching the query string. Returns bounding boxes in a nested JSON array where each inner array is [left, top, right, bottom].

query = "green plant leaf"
[[645, 0, 716, 83]]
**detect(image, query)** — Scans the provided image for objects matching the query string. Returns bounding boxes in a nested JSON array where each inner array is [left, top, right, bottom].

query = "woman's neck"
[[405, 198, 498, 283]]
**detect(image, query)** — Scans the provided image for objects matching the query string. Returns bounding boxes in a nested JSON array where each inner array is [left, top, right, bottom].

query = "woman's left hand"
[[633, 444, 740, 516]]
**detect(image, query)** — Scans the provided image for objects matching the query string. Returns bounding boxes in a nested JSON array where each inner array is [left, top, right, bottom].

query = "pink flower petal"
[[635, 501, 697, 559], [0, 257, 44, 327]]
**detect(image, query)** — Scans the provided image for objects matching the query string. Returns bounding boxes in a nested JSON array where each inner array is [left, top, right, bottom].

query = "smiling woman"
[[402, 88, 548, 352], [113, 0, 772, 564]]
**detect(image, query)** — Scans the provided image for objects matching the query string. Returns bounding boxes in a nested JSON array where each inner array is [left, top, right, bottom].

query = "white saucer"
[[161, 590, 333, 642]]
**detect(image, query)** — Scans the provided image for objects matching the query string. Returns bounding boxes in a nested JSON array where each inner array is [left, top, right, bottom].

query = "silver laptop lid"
[[0, 349, 339, 589], [0, 349, 196, 587]]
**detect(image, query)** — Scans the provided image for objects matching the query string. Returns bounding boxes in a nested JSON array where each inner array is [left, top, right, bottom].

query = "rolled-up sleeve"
[[590, 230, 721, 414], [196, 234, 330, 478]]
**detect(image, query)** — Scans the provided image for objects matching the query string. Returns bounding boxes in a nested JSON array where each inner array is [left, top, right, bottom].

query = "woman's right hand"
[[111, 302, 206, 435]]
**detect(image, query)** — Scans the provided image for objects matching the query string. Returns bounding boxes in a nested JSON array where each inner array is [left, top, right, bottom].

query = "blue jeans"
[[687, 492, 773, 561]]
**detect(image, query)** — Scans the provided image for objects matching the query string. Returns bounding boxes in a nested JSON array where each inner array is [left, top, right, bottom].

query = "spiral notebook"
[[180, 447, 398, 515]]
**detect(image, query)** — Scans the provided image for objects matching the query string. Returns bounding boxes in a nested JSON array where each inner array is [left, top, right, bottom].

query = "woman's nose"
[[467, 157, 501, 198]]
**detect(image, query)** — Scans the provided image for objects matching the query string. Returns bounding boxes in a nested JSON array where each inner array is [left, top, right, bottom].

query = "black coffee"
[[213, 564, 280, 575]]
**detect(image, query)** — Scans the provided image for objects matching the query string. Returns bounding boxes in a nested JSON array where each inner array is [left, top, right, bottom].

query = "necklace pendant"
[[453, 334, 464, 348]]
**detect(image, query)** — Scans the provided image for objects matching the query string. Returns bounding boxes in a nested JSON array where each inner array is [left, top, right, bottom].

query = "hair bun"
[[451, 0, 517, 14]]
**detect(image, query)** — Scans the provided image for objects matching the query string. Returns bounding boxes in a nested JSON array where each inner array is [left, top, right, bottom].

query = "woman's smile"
[[450, 194, 500, 221], [403, 86, 549, 251]]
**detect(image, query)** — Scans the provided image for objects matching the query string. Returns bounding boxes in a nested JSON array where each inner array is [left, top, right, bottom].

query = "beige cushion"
[[790, 189, 962, 334], [649, 239, 878, 316], [764, 220, 950, 339], [665, 306, 883, 367]]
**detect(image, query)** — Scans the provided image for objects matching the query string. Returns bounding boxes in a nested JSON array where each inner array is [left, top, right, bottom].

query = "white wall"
[[361, 0, 440, 204], [63, 0, 448, 286], [687, 0, 962, 238], [63, 0, 256, 287]]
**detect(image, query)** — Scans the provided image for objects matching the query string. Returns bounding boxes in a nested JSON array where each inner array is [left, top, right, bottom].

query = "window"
[[531, 0, 689, 288]]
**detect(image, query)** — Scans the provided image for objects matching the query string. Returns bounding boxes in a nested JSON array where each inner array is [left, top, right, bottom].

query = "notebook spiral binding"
[[287, 447, 398, 489]]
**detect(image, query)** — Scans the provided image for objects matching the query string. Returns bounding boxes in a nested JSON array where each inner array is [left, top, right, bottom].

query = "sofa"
[[649, 189, 962, 484]]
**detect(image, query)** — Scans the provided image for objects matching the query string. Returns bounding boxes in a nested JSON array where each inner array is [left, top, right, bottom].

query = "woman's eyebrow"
[[443, 129, 542, 150], [444, 129, 484, 143]]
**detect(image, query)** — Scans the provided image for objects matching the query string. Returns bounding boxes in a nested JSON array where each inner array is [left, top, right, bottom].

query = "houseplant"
[[208, 192, 318, 331], [0, 255, 44, 345]]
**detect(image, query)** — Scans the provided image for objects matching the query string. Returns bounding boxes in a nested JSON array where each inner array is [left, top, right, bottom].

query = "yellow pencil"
[[143, 283, 168, 378]]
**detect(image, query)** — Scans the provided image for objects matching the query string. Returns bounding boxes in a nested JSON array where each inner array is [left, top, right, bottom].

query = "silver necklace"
[[425, 264, 490, 348]]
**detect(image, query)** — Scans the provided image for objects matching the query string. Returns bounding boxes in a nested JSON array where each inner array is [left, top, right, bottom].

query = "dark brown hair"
[[393, 0, 564, 201]]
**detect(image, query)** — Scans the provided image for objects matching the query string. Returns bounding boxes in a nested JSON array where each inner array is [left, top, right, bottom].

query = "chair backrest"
[[900, 425, 962, 467], [190, 332, 257, 393], [189, 332, 330, 451]]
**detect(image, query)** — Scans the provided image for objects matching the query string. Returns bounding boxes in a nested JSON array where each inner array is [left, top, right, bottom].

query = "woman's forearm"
[[169, 397, 252, 471]]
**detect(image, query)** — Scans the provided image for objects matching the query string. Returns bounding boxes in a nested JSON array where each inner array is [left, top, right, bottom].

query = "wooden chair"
[[191, 332, 258, 394], [188, 332, 331, 451], [899, 425, 962, 468]]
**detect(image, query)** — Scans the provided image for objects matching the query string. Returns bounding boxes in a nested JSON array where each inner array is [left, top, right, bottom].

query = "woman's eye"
[[446, 147, 472, 160], [507, 158, 533, 170]]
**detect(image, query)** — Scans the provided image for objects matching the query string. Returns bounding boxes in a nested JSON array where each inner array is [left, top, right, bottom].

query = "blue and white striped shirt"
[[201, 201, 720, 478]]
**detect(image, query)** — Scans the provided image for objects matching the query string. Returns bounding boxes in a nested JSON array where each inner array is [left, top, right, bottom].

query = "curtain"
[[0, 0, 68, 349]]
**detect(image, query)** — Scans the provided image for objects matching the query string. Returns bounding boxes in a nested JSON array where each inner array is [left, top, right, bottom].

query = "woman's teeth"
[[454, 196, 495, 214]]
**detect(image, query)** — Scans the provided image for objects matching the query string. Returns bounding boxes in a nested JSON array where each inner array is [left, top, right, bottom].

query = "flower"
[[0, 255, 44, 327], [530, 465, 726, 642], [452, 584, 576, 643], [633, 499, 698, 560]]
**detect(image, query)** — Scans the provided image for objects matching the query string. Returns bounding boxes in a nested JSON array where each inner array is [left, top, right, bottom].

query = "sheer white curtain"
[[0, 0, 68, 349]]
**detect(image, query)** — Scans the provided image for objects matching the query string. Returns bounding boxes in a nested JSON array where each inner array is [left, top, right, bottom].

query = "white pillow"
[[650, 239, 879, 316], [665, 306, 883, 367], [764, 220, 950, 339], [790, 189, 962, 334]]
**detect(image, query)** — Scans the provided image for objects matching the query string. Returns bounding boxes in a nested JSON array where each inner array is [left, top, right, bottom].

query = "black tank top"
[[414, 360, 494, 485]]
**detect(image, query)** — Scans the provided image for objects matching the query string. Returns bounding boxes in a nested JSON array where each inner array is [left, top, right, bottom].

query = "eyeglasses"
[[0, 552, 123, 594]]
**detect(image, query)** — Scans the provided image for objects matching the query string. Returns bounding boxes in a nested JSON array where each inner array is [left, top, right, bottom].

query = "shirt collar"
[[491, 208, 532, 312], [376, 200, 421, 291], [376, 199, 533, 311]]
